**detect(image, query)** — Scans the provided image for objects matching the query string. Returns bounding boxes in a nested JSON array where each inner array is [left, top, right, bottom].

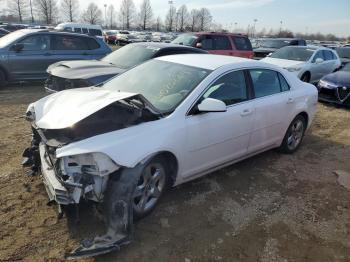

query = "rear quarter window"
[[232, 37, 252, 51], [87, 38, 100, 50]]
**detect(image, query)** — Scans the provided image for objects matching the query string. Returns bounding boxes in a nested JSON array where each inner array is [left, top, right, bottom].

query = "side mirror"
[[267, 52, 272, 57], [11, 43, 24, 52], [315, 58, 324, 64], [196, 42, 202, 49], [197, 98, 227, 113]]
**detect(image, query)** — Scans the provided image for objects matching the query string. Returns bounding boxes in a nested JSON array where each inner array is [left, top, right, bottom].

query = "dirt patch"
[[0, 85, 349, 262]]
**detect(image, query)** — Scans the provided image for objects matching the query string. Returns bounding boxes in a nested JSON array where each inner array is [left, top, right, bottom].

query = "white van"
[[55, 23, 103, 38]]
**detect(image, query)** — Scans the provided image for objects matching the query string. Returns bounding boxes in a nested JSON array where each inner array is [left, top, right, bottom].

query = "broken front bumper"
[[39, 143, 77, 205]]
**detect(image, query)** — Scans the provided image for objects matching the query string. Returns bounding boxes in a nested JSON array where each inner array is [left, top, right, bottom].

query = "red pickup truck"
[[172, 32, 254, 59]]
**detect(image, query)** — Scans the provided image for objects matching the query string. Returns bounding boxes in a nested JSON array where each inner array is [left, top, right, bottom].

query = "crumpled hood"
[[29, 87, 138, 129], [47, 60, 125, 80], [322, 71, 350, 87], [261, 57, 306, 69]]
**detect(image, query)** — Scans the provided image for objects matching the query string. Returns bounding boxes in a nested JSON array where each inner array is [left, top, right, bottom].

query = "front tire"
[[133, 158, 170, 219], [279, 115, 306, 154]]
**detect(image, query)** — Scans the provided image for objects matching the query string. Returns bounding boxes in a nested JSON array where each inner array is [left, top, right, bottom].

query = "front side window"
[[203, 70, 248, 106], [312, 50, 325, 62], [323, 50, 334, 60], [89, 29, 102, 36], [201, 36, 214, 50], [18, 34, 50, 51], [249, 69, 282, 98], [74, 28, 82, 33], [52, 35, 89, 50], [104, 60, 211, 112]]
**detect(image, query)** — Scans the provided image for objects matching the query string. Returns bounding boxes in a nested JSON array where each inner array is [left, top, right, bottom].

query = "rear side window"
[[86, 38, 100, 50], [52, 35, 89, 50], [82, 28, 88, 34], [214, 36, 231, 50], [89, 29, 102, 36], [249, 69, 282, 98], [203, 70, 248, 105], [278, 73, 290, 91], [200, 35, 231, 50], [232, 37, 252, 51]]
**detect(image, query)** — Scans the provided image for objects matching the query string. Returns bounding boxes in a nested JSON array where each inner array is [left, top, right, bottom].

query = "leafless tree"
[[139, 0, 153, 30], [60, 0, 79, 22], [81, 3, 102, 25], [29, 0, 35, 22], [119, 0, 136, 30], [154, 16, 162, 31], [7, 0, 27, 22], [197, 8, 212, 31], [165, 5, 176, 32], [106, 4, 116, 29], [35, 0, 58, 24], [177, 4, 188, 32], [189, 9, 199, 32]]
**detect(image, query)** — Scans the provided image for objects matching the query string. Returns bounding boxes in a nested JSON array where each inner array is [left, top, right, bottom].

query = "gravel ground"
[[0, 85, 349, 262]]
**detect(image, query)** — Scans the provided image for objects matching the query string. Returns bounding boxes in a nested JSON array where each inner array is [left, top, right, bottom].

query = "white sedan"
[[261, 46, 341, 83], [24, 54, 318, 257]]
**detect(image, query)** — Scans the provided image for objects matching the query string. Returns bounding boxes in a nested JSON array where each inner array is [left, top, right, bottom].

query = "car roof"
[[156, 54, 257, 70], [16, 29, 96, 38], [131, 42, 206, 52]]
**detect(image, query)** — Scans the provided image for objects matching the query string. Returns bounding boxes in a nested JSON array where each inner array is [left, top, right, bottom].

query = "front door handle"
[[240, 108, 253, 117], [287, 98, 294, 104], [44, 52, 52, 56]]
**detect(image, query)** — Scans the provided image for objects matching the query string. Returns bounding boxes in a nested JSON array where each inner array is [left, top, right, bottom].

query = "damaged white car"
[[23, 54, 318, 258]]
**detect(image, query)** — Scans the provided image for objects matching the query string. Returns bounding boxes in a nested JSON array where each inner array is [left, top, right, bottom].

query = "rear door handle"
[[287, 98, 294, 104], [240, 108, 253, 117]]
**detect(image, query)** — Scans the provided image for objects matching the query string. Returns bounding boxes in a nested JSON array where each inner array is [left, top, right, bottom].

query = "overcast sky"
[[82, 0, 349, 37]]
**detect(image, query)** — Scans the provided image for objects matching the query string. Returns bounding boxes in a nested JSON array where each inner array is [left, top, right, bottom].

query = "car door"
[[322, 50, 338, 74], [8, 34, 54, 80], [51, 34, 94, 61], [199, 35, 233, 56], [310, 50, 328, 82], [183, 70, 255, 178], [247, 69, 293, 153]]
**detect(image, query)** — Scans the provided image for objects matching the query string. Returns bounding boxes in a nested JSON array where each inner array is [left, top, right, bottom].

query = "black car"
[[335, 47, 350, 66], [318, 62, 350, 106], [45, 42, 208, 92], [253, 38, 306, 59], [0, 28, 10, 37]]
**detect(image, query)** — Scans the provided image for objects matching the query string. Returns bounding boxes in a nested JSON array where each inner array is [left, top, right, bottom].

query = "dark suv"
[[253, 38, 306, 59], [0, 29, 111, 87], [172, 32, 253, 59]]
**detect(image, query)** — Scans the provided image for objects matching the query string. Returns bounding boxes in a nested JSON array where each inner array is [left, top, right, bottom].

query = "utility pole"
[[280, 20, 283, 34], [104, 4, 107, 28], [253, 19, 258, 38]]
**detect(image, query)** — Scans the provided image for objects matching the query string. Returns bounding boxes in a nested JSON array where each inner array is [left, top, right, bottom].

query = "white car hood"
[[30, 87, 137, 129], [261, 57, 306, 68]]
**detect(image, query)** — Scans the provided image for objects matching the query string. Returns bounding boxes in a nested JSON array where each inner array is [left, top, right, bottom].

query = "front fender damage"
[[66, 164, 144, 259]]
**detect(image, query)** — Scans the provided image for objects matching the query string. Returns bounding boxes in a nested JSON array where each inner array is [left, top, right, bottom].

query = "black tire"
[[279, 115, 306, 154], [0, 70, 6, 88], [301, 72, 310, 83], [132, 157, 171, 220]]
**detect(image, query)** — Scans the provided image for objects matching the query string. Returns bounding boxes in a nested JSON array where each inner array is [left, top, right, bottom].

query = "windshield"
[[172, 34, 198, 46], [0, 30, 25, 48], [260, 39, 291, 49], [341, 63, 350, 72], [336, 47, 350, 59], [104, 60, 211, 112], [101, 44, 158, 69], [270, 46, 315, 61]]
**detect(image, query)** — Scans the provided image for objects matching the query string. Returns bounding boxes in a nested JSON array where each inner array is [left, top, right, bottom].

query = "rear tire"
[[279, 115, 306, 154], [301, 72, 310, 83]]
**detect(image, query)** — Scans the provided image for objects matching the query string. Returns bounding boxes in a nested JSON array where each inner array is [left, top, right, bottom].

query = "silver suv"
[[0, 29, 112, 87]]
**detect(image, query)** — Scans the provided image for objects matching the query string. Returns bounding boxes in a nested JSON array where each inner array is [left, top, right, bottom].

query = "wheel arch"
[[296, 111, 309, 127]]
